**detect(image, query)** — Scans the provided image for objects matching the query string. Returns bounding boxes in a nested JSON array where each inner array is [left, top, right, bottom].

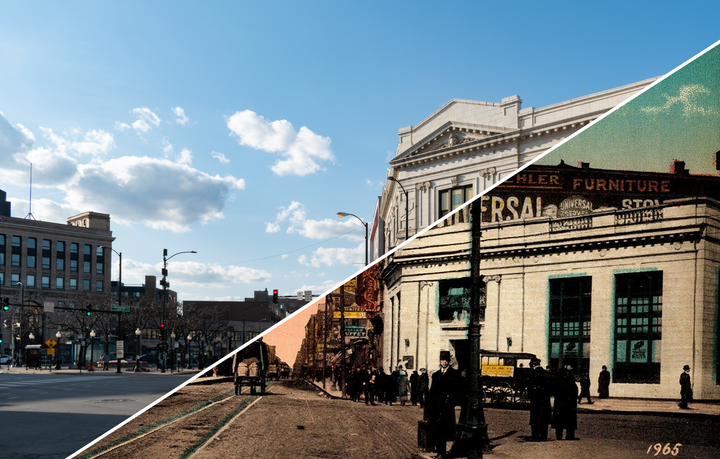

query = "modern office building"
[[372, 78, 659, 259], [0, 192, 114, 361], [381, 160, 720, 400]]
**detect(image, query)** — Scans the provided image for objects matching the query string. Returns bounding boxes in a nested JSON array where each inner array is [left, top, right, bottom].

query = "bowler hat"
[[440, 350, 451, 361], [683, 365, 690, 371]]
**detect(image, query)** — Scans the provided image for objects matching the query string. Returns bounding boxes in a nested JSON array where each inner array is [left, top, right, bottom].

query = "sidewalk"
[[0, 365, 202, 376], [307, 378, 720, 418]]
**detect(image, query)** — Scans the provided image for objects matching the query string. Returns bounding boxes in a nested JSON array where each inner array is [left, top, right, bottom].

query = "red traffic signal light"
[[272, 289, 278, 303], [160, 323, 165, 328]]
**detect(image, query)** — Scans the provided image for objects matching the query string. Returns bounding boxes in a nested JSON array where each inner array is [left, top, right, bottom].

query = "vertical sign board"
[[116, 341, 124, 359], [43, 302, 55, 313], [304, 290, 312, 302], [297, 291, 303, 301]]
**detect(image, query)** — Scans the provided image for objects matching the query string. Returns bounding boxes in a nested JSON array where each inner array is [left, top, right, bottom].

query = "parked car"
[[96, 354, 149, 369], [0, 354, 13, 364]]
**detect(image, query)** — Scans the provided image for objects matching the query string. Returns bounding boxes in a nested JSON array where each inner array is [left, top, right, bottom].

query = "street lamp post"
[[451, 200, 487, 458], [161, 249, 196, 372], [170, 332, 176, 372], [134, 328, 141, 372], [89, 330, 96, 370], [55, 331, 62, 369], [16, 281, 24, 366], [187, 334, 193, 369], [27, 332, 34, 370], [336, 212, 368, 266], [388, 176, 409, 242], [101, 246, 123, 374]]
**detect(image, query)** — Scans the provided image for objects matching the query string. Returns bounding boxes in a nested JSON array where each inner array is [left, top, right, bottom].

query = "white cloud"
[[16, 123, 35, 143], [178, 148, 192, 165], [26, 147, 79, 187], [227, 110, 334, 176], [6, 197, 79, 223], [265, 221, 281, 233], [366, 178, 383, 187], [162, 137, 173, 155], [172, 107, 189, 126], [294, 279, 343, 296], [281, 254, 289, 259], [145, 261, 271, 288], [266, 201, 364, 241], [130, 107, 161, 133], [641, 84, 720, 117], [212, 151, 230, 164], [0, 113, 34, 172], [64, 156, 245, 232], [114, 122, 130, 131], [299, 243, 365, 268], [70, 129, 114, 156]]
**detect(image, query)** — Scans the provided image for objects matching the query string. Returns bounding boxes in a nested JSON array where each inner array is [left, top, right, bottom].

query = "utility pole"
[[339, 285, 347, 398]]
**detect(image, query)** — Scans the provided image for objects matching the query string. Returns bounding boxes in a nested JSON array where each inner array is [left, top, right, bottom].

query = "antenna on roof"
[[25, 163, 35, 220]]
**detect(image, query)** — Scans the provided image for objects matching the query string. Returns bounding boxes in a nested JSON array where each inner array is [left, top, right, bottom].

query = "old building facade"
[[381, 162, 720, 400], [373, 78, 659, 259]]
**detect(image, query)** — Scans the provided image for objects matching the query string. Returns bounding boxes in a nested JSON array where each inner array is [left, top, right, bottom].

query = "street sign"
[[333, 311, 366, 319], [43, 302, 55, 313], [47, 348, 55, 355], [116, 341, 124, 359], [111, 304, 130, 312], [45, 338, 56, 348]]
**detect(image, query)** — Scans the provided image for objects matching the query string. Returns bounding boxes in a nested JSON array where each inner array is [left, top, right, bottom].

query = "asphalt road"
[[0, 372, 192, 459]]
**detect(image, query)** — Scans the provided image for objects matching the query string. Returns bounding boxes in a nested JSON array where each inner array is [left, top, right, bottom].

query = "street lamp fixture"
[[161, 250, 197, 372], [170, 332, 176, 372], [187, 334, 193, 369], [336, 212, 368, 266], [387, 176, 409, 242]]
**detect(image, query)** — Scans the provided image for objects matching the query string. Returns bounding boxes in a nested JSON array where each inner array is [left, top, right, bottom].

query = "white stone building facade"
[[375, 78, 658, 258]]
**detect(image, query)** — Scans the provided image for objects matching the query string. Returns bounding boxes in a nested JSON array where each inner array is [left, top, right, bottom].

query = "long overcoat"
[[427, 366, 460, 441]]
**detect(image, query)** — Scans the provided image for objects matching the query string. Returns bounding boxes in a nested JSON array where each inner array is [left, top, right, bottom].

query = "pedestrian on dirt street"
[[577, 373, 593, 404], [418, 368, 429, 408], [103, 353, 110, 371], [427, 350, 460, 459], [528, 358, 552, 441], [597, 365, 610, 399], [364, 369, 376, 405], [396, 365, 410, 405], [410, 370, 419, 406], [552, 367, 579, 440], [679, 365, 692, 409]]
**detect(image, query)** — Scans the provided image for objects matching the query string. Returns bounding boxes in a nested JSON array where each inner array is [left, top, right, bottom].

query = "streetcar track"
[[182, 388, 268, 459], [77, 388, 238, 459]]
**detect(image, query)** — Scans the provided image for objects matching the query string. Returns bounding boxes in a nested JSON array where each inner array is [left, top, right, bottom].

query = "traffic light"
[[86, 303, 93, 316], [0, 333, 3, 343], [272, 289, 278, 303], [2, 297, 8, 310]]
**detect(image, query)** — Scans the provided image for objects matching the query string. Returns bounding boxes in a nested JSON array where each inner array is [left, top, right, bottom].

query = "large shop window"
[[438, 277, 485, 322], [439, 185, 473, 219], [614, 271, 663, 384], [549, 276, 592, 374]]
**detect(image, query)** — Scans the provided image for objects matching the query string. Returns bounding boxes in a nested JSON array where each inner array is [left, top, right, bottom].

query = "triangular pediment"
[[392, 121, 513, 164]]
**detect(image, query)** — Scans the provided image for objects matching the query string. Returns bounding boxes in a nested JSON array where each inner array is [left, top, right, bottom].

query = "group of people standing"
[[347, 365, 431, 407], [528, 359, 581, 441]]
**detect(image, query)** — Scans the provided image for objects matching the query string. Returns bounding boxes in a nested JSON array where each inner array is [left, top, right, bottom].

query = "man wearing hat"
[[679, 365, 692, 409], [427, 350, 460, 458], [528, 358, 552, 441]]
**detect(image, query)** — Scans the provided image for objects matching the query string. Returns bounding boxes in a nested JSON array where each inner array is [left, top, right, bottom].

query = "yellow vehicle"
[[480, 350, 536, 405]]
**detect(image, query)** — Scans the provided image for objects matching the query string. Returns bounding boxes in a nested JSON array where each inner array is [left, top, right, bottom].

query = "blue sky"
[[1, 2, 719, 302]]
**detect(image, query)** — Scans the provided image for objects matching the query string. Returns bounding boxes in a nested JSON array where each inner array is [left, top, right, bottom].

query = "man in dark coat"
[[427, 350, 460, 458], [577, 373, 593, 404], [597, 365, 610, 399], [410, 370, 419, 405], [679, 365, 692, 409], [552, 368, 579, 440], [528, 359, 552, 441], [418, 368, 429, 408]]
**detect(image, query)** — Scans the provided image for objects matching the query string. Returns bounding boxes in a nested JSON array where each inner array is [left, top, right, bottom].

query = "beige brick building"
[[381, 163, 720, 400]]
